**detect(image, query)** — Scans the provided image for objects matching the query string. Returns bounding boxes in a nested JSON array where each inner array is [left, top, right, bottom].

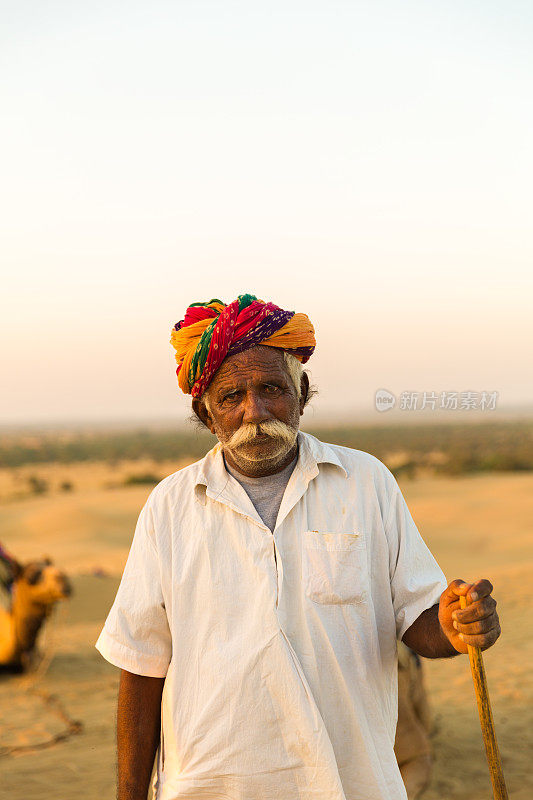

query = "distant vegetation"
[[122, 472, 163, 486], [1, 421, 533, 477], [0, 428, 214, 468], [310, 421, 533, 476]]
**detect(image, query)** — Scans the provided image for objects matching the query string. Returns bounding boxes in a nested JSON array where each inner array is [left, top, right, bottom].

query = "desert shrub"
[[123, 473, 162, 486], [27, 475, 48, 494], [390, 461, 417, 480]]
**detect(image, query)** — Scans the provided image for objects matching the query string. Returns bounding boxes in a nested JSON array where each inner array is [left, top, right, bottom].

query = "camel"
[[395, 640, 434, 799], [0, 555, 71, 672]]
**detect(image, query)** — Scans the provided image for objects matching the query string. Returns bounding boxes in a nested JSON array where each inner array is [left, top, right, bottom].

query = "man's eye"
[[264, 385, 281, 393], [222, 392, 239, 403]]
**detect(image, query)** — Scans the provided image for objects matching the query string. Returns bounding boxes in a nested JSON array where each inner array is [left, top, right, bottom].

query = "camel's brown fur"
[[395, 640, 433, 799], [0, 557, 71, 671]]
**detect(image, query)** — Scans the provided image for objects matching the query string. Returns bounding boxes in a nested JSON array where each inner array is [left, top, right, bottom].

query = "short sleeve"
[[95, 497, 172, 677], [384, 472, 448, 640]]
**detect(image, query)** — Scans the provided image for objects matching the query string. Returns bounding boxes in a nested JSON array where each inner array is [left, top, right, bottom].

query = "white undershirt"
[[223, 451, 298, 531]]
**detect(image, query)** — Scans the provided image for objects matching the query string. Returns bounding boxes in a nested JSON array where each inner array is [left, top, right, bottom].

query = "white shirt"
[[96, 432, 447, 800]]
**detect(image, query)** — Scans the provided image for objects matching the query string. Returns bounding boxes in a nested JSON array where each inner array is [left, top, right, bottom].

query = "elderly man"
[[96, 294, 501, 800]]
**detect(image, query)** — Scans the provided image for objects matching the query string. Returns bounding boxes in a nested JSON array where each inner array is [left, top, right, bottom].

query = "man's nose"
[[242, 391, 270, 425]]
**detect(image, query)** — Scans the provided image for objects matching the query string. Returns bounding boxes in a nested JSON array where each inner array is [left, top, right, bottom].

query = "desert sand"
[[1, 467, 532, 799]]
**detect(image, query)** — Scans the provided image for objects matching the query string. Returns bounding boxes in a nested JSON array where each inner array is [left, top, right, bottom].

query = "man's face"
[[194, 346, 305, 476]]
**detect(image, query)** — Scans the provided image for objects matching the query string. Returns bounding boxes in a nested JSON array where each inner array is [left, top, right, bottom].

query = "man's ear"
[[192, 397, 214, 433], [299, 372, 310, 415]]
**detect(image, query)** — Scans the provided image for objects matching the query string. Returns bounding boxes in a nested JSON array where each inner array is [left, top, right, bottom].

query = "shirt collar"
[[194, 430, 347, 499], [297, 431, 348, 478]]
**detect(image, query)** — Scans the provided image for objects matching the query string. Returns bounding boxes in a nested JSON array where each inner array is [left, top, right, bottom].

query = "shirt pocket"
[[302, 531, 368, 605]]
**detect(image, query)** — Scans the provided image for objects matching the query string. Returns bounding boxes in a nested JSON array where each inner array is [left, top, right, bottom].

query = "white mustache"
[[226, 420, 297, 450]]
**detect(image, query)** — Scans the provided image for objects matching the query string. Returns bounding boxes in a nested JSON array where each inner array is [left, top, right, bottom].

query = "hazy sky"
[[2, 1, 532, 425]]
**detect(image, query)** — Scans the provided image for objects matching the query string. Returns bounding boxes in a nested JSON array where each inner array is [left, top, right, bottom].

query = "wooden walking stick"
[[460, 595, 509, 799]]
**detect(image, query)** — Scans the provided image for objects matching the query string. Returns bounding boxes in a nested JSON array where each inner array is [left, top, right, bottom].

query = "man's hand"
[[438, 578, 501, 654]]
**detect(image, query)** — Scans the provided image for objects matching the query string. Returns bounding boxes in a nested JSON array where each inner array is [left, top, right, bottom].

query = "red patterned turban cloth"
[[170, 293, 316, 398]]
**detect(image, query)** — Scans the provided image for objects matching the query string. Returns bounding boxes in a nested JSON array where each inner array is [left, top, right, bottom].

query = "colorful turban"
[[170, 293, 316, 397]]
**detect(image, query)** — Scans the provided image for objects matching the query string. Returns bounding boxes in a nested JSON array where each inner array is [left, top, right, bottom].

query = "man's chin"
[[229, 438, 294, 464]]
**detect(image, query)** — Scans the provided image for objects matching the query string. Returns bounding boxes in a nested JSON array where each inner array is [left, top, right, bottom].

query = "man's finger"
[[442, 578, 470, 604], [454, 612, 499, 635], [443, 577, 495, 605], [453, 596, 497, 624], [467, 578, 494, 603], [457, 624, 501, 650]]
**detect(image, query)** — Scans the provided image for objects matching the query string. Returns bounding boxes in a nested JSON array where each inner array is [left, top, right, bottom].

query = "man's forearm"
[[117, 669, 166, 800], [402, 603, 459, 659]]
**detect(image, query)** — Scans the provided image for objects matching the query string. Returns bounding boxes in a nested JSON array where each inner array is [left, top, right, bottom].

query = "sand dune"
[[1, 470, 532, 799]]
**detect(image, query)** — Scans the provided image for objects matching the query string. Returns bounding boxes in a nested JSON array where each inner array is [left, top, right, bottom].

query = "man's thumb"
[[442, 578, 470, 604]]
